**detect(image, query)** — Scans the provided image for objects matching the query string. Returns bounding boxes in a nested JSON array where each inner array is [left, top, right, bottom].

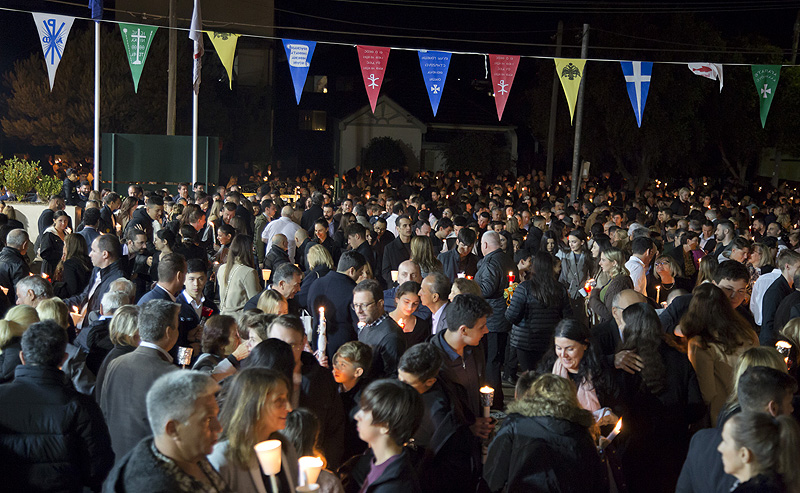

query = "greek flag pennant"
[[418, 51, 452, 117], [357, 46, 391, 113], [120, 24, 158, 93], [752, 65, 781, 129], [489, 54, 520, 121], [31, 13, 75, 91], [620, 61, 653, 128], [282, 39, 316, 104]]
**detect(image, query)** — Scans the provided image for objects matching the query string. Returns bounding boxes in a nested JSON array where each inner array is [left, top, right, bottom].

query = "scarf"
[[552, 359, 601, 412]]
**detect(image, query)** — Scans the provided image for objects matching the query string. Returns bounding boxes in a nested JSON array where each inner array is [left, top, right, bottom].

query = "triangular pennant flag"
[[189, 0, 203, 95], [89, 0, 103, 20], [282, 39, 316, 104], [31, 13, 75, 91], [554, 59, 586, 124], [688, 63, 723, 92], [210, 32, 241, 90], [752, 65, 781, 128], [489, 54, 520, 121], [357, 46, 391, 113], [418, 50, 452, 117], [119, 24, 157, 93], [620, 61, 652, 128]]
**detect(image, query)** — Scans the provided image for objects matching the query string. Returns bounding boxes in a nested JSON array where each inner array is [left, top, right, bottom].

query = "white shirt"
[[625, 255, 647, 295], [261, 216, 302, 263], [431, 302, 448, 335], [138, 341, 173, 362], [751, 270, 781, 325], [182, 290, 204, 319], [386, 213, 399, 237]]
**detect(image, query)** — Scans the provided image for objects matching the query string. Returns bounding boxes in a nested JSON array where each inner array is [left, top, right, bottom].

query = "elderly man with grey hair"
[[475, 230, 517, 410], [261, 205, 302, 263], [0, 229, 30, 302], [15, 275, 53, 307], [103, 371, 226, 491], [100, 299, 180, 460], [83, 290, 129, 374]]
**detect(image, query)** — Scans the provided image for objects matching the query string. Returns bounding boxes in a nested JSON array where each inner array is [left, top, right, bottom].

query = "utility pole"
[[166, 0, 177, 135], [792, 10, 800, 65], [570, 24, 589, 204], [545, 21, 563, 188]]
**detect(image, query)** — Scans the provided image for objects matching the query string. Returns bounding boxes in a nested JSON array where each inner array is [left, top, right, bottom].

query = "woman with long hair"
[[334, 212, 356, 251], [559, 230, 593, 323], [207, 368, 298, 493], [617, 302, 706, 493], [116, 196, 138, 233], [283, 408, 345, 493], [217, 235, 261, 314], [257, 289, 289, 315], [54, 233, 92, 298], [39, 210, 70, 277], [484, 373, 607, 493], [92, 304, 139, 403], [587, 247, 633, 323], [296, 244, 335, 310], [747, 242, 775, 286], [647, 255, 693, 304], [507, 252, 572, 372], [696, 254, 719, 286], [147, 229, 176, 281], [680, 282, 759, 426], [0, 305, 39, 383], [175, 224, 207, 262], [539, 230, 562, 257], [718, 411, 800, 493], [410, 236, 443, 278], [389, 281, 431, 347]]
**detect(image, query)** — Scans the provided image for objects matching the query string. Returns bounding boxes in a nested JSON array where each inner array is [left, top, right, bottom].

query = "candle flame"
[[612, 417, 622, 435], [319, 307, 324, 314], [776, 340, 792, 349], [479, 386, 494, 394], [398, 318, 405, 328], [72, 305, 79, 314]]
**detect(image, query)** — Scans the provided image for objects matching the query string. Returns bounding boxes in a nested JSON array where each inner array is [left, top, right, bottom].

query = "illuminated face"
[[730, 247, 749, 263], [258, 381, 292, 439], [323, 206, 334, 221], [314, 223, 327, 242], [353, 290, 382, 325], [374, 223, 386, 236], [598, 253, 616, 274], [395, 292, 420, 318], [174, 394, 222, 461], [130, 234, 148, 254], [714, 279, 748, 308], [554, 336, 586, 374], [147, 205, 164, 222], [397, 219, 412, 240], [54, 215, 69, 233], [332, 357, 362, 386]]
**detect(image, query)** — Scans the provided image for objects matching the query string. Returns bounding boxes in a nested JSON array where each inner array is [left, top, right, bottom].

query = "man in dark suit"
[[347, 223, 376, 277], [65, 235, 126, 330], [264, 234, 291, 275], [307, 251, 367, 362], [310, 218, 341, 265], [78, 208, 102, 251], [0, 229, 30, 302], [592, 289, 646, 371], [38, 195, 66, 237], [371, 218, 393, 277], [419, 272, 450, 337], [177, 259, 218, 362], [301, 191, 324, 232], [99, 299, 179, 460], [137, 253, 187, 305], [759, 249, 800, 346], [676, 367, 797, 493], [775, 272, 800, 337], [438, 228, 478, 282], [381, 215, 413, 287], [98, 192, 121, 235]]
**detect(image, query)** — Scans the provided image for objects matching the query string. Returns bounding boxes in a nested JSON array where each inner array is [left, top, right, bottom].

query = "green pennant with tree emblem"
[[751, 65, 781, 128], [119, 23, 157, 93]]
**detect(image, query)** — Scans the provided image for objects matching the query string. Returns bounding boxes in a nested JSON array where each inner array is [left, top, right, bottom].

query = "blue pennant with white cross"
[[620, 61, 653, 127], [418, 50, 452, 117]]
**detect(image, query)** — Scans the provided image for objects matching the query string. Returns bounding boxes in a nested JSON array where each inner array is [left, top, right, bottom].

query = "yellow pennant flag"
[[209, 32, 240, 89], [554, 58, 587, 124]]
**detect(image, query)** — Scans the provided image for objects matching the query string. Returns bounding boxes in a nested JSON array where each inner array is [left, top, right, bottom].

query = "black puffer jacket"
[[0, 365, 114, 492], [475, 249, 517, 333], [484, 398, 608, 493], [505, 279, 573, 352], [0, 245, 30, 295]]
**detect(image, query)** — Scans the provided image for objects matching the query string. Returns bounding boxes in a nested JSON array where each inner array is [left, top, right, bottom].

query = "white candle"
[[298, 456, 323, 485], [603, 417, 623, 449], [391, 270, 399, 282], [317, 307, 327, 365], [656, 285, 661, 304], [479, 386, 494, 418], [254, 440, 282, 486]]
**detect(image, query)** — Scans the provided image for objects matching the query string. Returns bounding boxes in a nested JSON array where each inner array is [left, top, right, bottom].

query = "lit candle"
[[254, 440, 282, 493], [177, 346, 193, 368], [507, 272, 515, 284], [656, 285, 661, 304], [457, 272, 466, 278], [479, 386, 494, 418], [298, 456, 323, 486], [391, 270, 399, 283], [776, 340, 793, 368], [317, 307, 327, 366], [584, 279, 595, 294], [602, 418, 623, 449], [262, 269, 271, 282], [69, 305, 84, 328], [0, 286, 7, 295]]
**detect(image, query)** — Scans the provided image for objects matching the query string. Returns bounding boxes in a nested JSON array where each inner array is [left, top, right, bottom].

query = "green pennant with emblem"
[[751, 65, 781, 128], [120, 23, 158, 93]]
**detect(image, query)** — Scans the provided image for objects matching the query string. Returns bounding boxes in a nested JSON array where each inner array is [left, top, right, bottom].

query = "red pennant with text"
[[357, 45, 391, 113], [489, 54, 520, 120]]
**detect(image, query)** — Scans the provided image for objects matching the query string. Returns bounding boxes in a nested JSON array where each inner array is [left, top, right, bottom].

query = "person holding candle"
[[217, 235, 261, 315], [646, 255, 693, 305], [296, 244, 334, 311], [339, 379, 424, 493], [506, 251, 572, 373], [208, 368, 298, 493], [39, 210, 70, 278], [587, 247, 633, 324], [437, 227, 478, 282], [389, 281, 431, 347], [615, 302, 705, 493], [283, 408, 345, 493], [483, 373, 607, 493], [192, 315, 248, 382]]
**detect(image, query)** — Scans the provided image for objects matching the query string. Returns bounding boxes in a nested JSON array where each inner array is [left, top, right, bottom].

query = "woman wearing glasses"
[[647, 255, 693, 305], [388, 281, 430, 347]]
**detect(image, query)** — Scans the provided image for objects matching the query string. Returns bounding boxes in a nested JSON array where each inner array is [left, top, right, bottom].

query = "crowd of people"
[[0, 165, 799, 492]]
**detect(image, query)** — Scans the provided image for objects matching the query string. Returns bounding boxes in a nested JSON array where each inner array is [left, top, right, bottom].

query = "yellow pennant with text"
[[554, 58, 587, 124], [209, 32, 240, 89]]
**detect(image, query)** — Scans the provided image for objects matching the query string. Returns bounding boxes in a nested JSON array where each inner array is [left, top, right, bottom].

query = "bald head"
[[612, 289, 647, 328], [481, 231, 501, 254], [398, 260, 422, 284], [281, 205, 294, 218], [6, 229, 28, 252], [295, 228, 308, 245], [272, 233, 288, 250]]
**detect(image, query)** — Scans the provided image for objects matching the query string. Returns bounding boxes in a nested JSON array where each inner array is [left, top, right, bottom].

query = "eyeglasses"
[[351, 300, 377, 311], [654, 262, 669, 267]]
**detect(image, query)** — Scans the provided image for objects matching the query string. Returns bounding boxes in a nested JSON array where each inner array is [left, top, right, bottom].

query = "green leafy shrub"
[[36, 174, 63, 200], [0, 157, 42, 199]]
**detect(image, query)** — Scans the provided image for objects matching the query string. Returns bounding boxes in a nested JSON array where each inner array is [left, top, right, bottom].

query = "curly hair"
[[508, 373, 596, 431]]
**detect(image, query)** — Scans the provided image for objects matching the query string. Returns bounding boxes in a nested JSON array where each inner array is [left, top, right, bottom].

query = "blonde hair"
[[725, 346, 787, 409], [306, 244, 334, 271], [256, 289, 287, 315], [109, 305, 139, 347], [5, 305, 40, 331], [507, 373, 597, 435], [0, 320, 25, 349], [601, 247, 629, 279], [410, 236, 442, 275], [36, 297, 69, 329], [654, 255, 683, 280]]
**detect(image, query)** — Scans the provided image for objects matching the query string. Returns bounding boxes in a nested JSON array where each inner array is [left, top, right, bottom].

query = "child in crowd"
[[332, 341, 373, 460]]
